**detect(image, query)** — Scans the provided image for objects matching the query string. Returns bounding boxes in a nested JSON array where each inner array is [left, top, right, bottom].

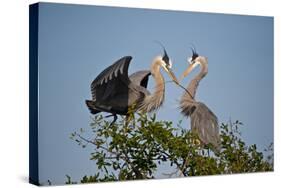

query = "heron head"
[[180, 47, 202, 81], [188, 47, 199, 64], [159, 48, 179, 85]]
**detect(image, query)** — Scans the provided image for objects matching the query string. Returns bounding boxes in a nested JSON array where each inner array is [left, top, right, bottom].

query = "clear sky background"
[[37, 2, 273, 185]]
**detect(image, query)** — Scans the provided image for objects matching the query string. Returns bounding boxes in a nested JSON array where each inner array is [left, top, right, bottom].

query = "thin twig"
[[76, 133, 145, 179], [160, 150, 186, 177]]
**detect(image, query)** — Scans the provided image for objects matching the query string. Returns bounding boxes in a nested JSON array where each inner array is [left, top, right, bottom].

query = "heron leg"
[[110, 114, 118, 126], [105, 114, 118, 126]]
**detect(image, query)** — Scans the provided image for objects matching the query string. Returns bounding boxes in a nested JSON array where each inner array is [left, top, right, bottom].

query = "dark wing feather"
[[129, 70, 151, 88], [91, 56, 132, 101]]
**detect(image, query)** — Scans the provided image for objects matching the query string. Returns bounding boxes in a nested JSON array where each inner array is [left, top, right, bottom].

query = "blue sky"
[[36, 2, 273, 185]]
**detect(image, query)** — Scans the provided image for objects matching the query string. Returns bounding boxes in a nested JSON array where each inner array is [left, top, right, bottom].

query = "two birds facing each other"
[[86, 48, 220, 153]]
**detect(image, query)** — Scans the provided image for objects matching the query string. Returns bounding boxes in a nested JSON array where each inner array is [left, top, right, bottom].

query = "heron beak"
[[180, 61, 198, 82], [166, 67, 179, 85]]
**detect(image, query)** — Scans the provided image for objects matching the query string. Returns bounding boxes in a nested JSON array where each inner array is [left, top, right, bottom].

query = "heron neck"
[[139, 59, 165, 112], [151, 62, 165, 95], [187, 62, 208, 99]]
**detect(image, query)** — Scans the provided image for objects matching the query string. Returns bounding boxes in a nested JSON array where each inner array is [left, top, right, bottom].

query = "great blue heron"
[[179, 48, 220, 152], [86, 48, 179, 125]]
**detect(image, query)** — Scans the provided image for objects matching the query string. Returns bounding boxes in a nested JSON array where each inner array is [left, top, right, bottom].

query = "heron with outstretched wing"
[[86, 48, 179, 125]]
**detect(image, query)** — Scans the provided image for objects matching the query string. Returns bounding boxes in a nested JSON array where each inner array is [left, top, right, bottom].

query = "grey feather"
[[129, 70, 151, 88], [180, 98, 220, 152]]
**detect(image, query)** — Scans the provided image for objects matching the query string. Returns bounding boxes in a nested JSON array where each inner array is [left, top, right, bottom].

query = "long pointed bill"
[[166, 67, 179, 85], [180, 62, 198, 82]]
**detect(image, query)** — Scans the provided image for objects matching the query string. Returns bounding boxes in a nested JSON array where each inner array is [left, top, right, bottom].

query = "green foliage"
[[68, 113, 273, 183]]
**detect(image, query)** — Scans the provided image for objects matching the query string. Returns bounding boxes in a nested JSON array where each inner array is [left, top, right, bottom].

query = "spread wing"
[[91, 56, 132, 102], [129, 70, 151, 88]]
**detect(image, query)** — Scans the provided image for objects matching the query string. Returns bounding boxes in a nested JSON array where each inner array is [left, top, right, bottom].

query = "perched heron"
[[86, 48, 179, 125], [179, 48, 220, 152]]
